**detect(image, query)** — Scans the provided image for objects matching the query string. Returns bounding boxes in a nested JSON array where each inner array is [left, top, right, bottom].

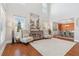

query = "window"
[[42, 3, 48, 15], [15, 16, 26, 30]]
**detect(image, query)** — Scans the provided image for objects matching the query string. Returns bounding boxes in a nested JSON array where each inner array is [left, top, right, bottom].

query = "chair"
[[20, 36, 33, 43], [20, 30, 33, 43]]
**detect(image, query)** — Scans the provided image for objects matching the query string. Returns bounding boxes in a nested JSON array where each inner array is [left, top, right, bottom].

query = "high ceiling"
[[2, 3, 79, 24], [3, 3, 42, 16]]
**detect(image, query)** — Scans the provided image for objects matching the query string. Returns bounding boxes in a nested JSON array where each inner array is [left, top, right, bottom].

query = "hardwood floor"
[[2, 43, 42, 56], [65, 43, 79, 56], [2, 42, 79, 56]]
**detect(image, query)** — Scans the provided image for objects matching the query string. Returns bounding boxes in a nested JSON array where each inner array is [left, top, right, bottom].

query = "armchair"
[[20, 30, 33, 43]]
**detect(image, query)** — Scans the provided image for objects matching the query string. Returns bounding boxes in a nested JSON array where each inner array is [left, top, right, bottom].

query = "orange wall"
[[58, 23, 74, 31]]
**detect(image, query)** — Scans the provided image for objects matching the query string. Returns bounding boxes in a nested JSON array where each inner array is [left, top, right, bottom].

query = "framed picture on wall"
[[30, 13, 40, 31]]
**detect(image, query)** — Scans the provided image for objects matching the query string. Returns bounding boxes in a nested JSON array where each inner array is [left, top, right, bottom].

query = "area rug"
[[30, 38, 76, 56]]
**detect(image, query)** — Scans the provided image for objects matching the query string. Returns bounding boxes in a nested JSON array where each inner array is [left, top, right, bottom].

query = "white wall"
[[0, 3, 7, 55], [74, 18, 79, 42]]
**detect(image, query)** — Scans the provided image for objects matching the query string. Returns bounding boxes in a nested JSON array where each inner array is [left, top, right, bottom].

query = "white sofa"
[[20, 36, 33, 43], [20, 30, 34, 43], [15, 30, 34, 43]]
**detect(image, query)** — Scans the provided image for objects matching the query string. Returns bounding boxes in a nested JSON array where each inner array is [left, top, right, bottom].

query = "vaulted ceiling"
[[2, 3, 79, 24]]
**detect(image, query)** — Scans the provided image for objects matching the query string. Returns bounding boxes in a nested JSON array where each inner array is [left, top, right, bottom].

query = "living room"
[[0, 3, 79, 56]]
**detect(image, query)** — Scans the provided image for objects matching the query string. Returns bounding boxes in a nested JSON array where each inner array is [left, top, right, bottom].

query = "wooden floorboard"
[[2, 41, 79, 56], [2, 43, 42, 56], [65, 43, 79, 56]]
